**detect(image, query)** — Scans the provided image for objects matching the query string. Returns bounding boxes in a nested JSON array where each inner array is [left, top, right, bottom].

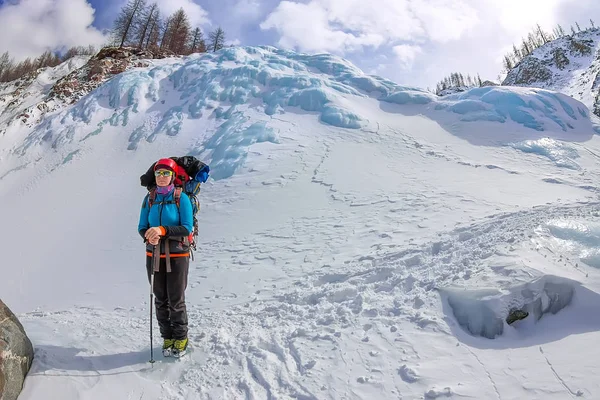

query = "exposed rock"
[[593, 88, 600, 120], [506, 309, 529, 324], [437, 86, 470, 96], [50, 46, 169, 106], [567, 37, 593, 56], [500, 29, 600, 118], [551, 48, 570, 70], [1, 45, 187, 130], [503, 35, 592, 87], [88, 61, 107, 77], [503, 57, 553, 86], [36, 102, 48, 113], [0, 299, 34, 400], [480, 80, 498, 87]]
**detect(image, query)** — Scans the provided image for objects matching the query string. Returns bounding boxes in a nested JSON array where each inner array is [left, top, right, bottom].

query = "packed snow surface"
[[2, 46, 600, 399]]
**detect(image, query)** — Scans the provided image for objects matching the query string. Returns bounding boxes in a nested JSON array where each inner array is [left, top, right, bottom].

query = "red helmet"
[[154, 158, 177, 172]]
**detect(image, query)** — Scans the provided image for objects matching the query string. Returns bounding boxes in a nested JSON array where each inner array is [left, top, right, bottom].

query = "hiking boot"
[[172, 337, 188, 357], [162, 338, 175, 356]]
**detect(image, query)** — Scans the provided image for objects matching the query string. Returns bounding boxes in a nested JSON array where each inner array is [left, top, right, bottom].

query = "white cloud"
[[0, 0, 106, 61], [395, 0, 600, 89], [260, 1, 382, 54], [481, 0, 565, 38], [260, 0, 600, 91], [154, 0, 210, 27], [410, 0, 479, 42], [231, 0, 263, 22], [259, 0, 479, 54], [393, 45, 422, 70]]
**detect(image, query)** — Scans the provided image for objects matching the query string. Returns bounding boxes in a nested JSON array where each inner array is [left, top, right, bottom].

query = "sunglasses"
[[154, 170, 173, 177]]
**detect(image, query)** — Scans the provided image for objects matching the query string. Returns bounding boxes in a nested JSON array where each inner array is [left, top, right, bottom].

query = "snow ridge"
[[5, 46, 597, 181]]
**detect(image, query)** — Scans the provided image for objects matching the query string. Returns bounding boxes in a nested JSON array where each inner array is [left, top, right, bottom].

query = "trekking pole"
[[149, 244, 157, 364]]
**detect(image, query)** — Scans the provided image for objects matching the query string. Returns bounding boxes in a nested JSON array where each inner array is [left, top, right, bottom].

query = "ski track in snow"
[[538, 346, 580, 398], [20, 200, 600, 399]]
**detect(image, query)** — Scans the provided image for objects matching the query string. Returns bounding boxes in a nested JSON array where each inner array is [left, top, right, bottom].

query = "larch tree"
[[208, 27, 226, 52], [512, 44, 521, 61], [160, 16, 173, 51], [136, 2, 159, 49], [536, 24, 549, 44], [503, 54, 513, 71], [145, 9, 162, 51], [112, 0, 147, 47], [166, 8, 191, 54], [0, 52, 11, 79], [189, 28, 207, 53]]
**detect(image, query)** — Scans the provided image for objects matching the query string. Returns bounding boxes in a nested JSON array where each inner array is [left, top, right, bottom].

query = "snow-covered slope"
[[503, 28, 600, 117], [3, 46, 600, 399]]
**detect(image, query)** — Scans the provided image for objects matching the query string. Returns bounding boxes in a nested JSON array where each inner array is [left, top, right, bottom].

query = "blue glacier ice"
[[437, 86, 590, 132], [543, 220, 600, 269], [509, 138, 581, 169], [382, 90, 435, 105], [16, 45, 600, 179], [320, 106, 363, 129], [545, 220, 600, 249], [442, 276, 576, 339], [445, 287, 505, 339], [190, 112, 279, 180]]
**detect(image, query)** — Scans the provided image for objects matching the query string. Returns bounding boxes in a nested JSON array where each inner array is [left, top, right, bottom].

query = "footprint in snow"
[[425, 386, 453, 398], [398, 364, 418, 383]]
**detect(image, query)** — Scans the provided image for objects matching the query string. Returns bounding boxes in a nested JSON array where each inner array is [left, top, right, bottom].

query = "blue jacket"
[[138, 188, 194, 255]]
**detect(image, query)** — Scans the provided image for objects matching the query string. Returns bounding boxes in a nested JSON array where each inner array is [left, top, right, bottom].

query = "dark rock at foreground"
[[0, 299, 34, 400]]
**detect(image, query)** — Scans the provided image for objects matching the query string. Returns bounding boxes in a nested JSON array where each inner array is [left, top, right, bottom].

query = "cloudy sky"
[[1, 0, 600, 89]]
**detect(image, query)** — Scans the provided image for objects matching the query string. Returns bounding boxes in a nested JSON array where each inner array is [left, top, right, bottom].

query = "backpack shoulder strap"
[[174, 187, 182, 208], [148, 188, 156, 208]]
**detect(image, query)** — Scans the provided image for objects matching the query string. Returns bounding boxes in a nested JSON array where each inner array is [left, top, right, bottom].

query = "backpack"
[[140, 156, 209, 258]]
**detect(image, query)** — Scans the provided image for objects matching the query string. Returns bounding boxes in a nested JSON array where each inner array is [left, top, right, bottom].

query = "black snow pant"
[[146, 255, 189, 340]]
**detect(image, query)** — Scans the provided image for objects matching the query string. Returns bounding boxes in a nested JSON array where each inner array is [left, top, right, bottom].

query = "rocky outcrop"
[[567, 37, 593, 56], [0, 299, 34, 400], [503, 34, 596, 88], [480, 80, 498, 87], [437, 86, 470, 96], [503, 57, 553, 86], [501, 30, 600, 118], [49, 46, 166, 104], [2, 46, 175, 128], [551, 48, 570, 70]]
